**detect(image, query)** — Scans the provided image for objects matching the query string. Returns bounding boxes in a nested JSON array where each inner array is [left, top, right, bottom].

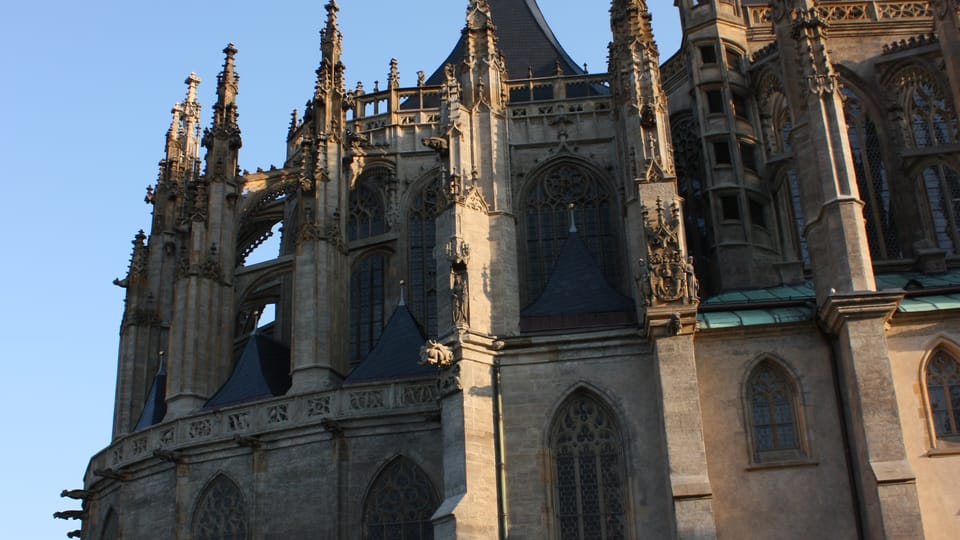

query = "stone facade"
[[71, 1, 960, 539]]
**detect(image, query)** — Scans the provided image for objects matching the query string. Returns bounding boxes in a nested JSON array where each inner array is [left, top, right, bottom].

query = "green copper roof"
[[697, 269, 960, 329]]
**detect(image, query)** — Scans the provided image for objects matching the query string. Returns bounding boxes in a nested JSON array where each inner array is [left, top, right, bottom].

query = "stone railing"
[[747, 1, 931, 26], [87, 379, 440, 481]]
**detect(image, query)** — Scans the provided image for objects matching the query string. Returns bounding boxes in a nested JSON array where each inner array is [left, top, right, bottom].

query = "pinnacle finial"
[[184, 72, 201, 103]]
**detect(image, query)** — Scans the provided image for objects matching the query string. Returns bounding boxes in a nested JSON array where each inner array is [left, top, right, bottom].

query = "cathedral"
[[70, 0, 960, 538]]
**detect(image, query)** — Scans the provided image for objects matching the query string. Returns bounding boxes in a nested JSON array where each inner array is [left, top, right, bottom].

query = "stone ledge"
[[818, 290, 904, 335]]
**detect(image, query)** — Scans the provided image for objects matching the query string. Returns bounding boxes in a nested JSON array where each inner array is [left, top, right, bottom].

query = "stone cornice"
[[818, 290, 905, 335]]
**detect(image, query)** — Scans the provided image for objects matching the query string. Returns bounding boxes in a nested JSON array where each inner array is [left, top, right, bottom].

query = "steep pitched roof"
[[204, 334, 291, 410], [133, 361, 167, 432], [426, 0, 585, 84], [345, 304, 434, 384], [521, 229, 635, 332]]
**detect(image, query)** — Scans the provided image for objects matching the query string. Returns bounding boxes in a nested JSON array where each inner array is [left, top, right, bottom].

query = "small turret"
[[203, 44, 242, 180]]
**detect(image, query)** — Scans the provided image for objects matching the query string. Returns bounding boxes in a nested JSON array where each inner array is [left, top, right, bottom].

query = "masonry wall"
[[887, 315, 960, 540], [695, 324, 860, 540]]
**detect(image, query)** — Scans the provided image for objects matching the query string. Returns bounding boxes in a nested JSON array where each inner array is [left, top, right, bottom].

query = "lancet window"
[[193, 475, 248, 540], [407, 178, 443, 337], [920, 164, 960, 255], [842, 87, 899, 259], [926, 349, 960, 439], [363, 458, 439, 540], [746, 360, 804, 462], [523, 164, 619, 305], [349, 174, 388, 242], [350, 254, 387, 365], [551, 392, 627, 540]]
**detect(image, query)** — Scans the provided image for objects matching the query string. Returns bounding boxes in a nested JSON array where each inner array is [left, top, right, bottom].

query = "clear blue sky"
[[0, 2, 680, 537]]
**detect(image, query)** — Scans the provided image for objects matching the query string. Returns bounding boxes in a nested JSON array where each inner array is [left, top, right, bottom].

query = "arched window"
[[363, 458, 439, 540], [349, 175, 387, 241], [892, 66, 958, 148], [350, 254, 387, 365], [100, 509, 119, 540], [550, 392, 626, 540], [772, 168, 809, 266], [920, 164, 960, 255], [672, 113, 709, 262], [408, 178, 443, 337], [746, 360, 805, 462], [926, 349, 960, 439], [842, 87, 900, 260], [193, 474, 248, 540], [523, 165, 620, 305]]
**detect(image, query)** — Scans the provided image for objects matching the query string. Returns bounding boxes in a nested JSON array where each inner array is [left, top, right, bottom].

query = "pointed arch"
[[885, 63, 959, 148], [192, 473, 248, 540], [362, 456, 439, 540], [920, 341, 960, 445], [742, 356, 808, 463], [913, 161, 960, 255], [548, 389, 627, 539], [519, 157, 623, 306], [406, 173, 444, 338], [839, 82, 901, 260], [100, 508, 119, 540], [349, 167, 390, 242]]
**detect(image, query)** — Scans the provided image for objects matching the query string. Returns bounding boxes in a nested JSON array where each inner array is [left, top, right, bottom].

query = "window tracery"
[[408, 178, 443, 337], [349, 180, 387, 242], [363, 458, 439, 540], [920, 164, 960, 255], [842, 87, 900, 260], [746, 360, 804, 462], [523, 165, 620, 305], [193, 475, 248, 540], [672, 114, 709, 262], [895, 67, 958, 147], [551, 392, 626, 540], [350, 254, 387, 365], [926, 349, 960, 439]]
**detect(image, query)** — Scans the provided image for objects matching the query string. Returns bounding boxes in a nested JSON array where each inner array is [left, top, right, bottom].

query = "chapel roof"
[[133, 360, 167, 431], [204, 333, 292, 410], [426, 0, 586, 84], [345, 304, 435, 384]]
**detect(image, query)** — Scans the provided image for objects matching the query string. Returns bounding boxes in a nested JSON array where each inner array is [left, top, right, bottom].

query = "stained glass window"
[[408, 178, 443, 337], [927, 349, 960, 438], [551, 393, 626, 540], [921, 164, 960, 255], [897, 68, 958, 147], [747, 361, 801, 461], [842, 88, 900, 260], [523, 165, 620, 305], [363, 458, 439, 540], [100, 509, 119, 540], [350, 254, 386, 365], [193, 475, 248, 540], [349, 174, 387, 242]]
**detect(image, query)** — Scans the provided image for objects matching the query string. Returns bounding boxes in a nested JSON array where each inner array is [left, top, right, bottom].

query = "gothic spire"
[[315, 0, 344, 99], [203, 44, 242, 179], [213, 44, 239, 131]]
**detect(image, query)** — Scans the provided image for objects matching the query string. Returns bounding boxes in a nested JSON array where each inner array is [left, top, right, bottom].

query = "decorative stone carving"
[[188, 418, 213, 439], [307, 396, 332, 416], [451, 268, 469, 328], [60, 490, 89, 501], [267, 403, 289, 423], [789, 8, 841, 95], [420, 340, 454, 367], [641, 198, 695, 305], [349, 390, 385, 410], [437, 362, 462, 398], [403, 383, 438, 406], [227, 412, 251, 432]]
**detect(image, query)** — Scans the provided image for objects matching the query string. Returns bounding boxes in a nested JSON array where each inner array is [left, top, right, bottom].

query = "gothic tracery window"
[[349, 175, 388, 241], [193, 475, 248, 540], [920, 164, 960, 255], [408, 178, 443, 337], [746, 360, 804, 462], [551, 392, 627, 540], [363, 458, 439, 540], [673, 114, 709, 262], [523, 164, 620, 305], [926, 349, 960, 439], [842, 87, 900, 259], [898, 68, 959, 148], [350, 254, 387, 365]]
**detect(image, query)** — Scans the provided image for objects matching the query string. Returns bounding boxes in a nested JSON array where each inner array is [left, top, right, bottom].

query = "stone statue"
[[452, 269, 469, 327], [419, 340, 454, 367]]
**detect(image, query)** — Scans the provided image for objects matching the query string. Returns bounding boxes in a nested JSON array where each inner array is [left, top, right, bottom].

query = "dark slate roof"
[[345, 304, 435, 384], [204, 334, 291, 410], [426, 0, 585, 84], [133, 361, 167, 432], [521, 230, 635, 331]]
